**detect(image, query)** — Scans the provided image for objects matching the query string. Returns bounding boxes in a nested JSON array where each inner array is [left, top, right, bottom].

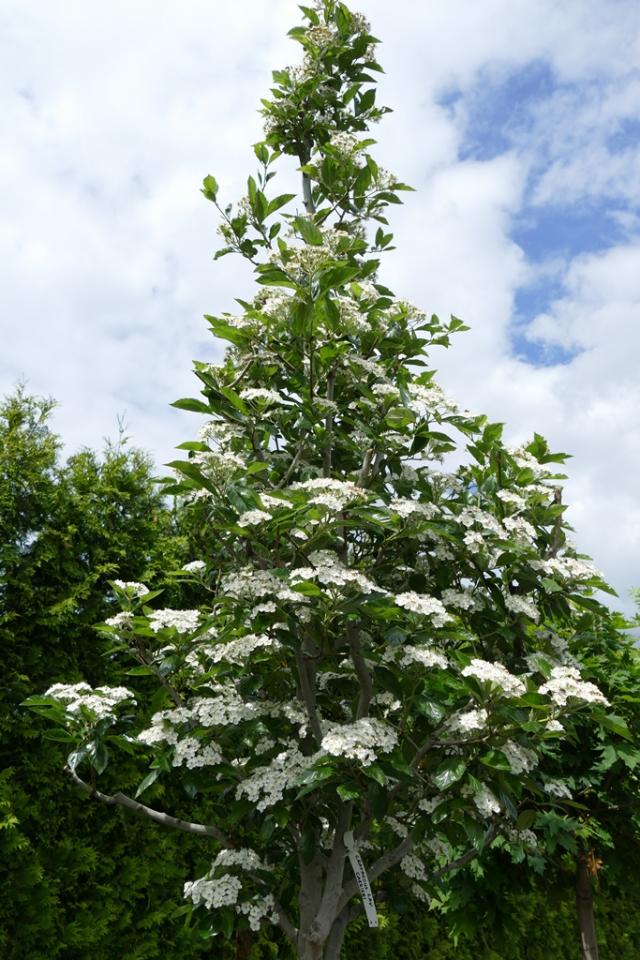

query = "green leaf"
[[433, 758, 466, 790], [43, 728, 75, 743], [337, 784, 361, 801], [516, 810, 537, 831], [267, 193, 296, 215], [201, 174, 218, 201], [600, 713, 633, 741], [170, 397, 210, 414], [135, 767, 162, 798], [294, 216, 324, 245], [86, 739, 109, 774]]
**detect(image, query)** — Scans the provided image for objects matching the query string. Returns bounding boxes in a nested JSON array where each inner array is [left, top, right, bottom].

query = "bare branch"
[[275, 442, 306, 489], [323, 370, 336, 478], [347, 625, 372, 719], [295, 648, 323, 746], [65, 765, 232, 845], [356, 448, 374, 488], [430, 823, 499, 880]]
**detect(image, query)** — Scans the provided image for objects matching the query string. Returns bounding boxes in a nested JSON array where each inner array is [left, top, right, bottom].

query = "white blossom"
[[173, 736, 223, 769], [182, 560, 206, 573], [441, 588, 480, 611], [539, 666, 609, 706], [149, 608, 200, 634], [288, 477, 365, 511], [449, 708, 488, 734], [237, 509, 272, 527], [397, 645, 448, 670], [543, 780, 573, 799], [389, 497, 438, 519], [291, 550, 383, 595], [184, 874, 242, 910], [496, 489, 527, 510], [104, 611, 134, 628], [240, 387, 285, 405], [321, 718, 398, 766], [208, 632, 280, 664], [112, 580, 148, 597], [45, 682, 135, 720], [504, 593, 540, 622], [461, 659, 526, 698], [500, 740, 538, 775], [395, 592, 451, 627], [474, 784, 501, 818]]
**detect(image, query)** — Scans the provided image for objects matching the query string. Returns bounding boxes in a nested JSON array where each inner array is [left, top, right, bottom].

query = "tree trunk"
[[576, 854, 599, 960], [297, 937, 324, 960]]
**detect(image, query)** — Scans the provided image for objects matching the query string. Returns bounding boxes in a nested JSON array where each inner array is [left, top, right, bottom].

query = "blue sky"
[[1, 0, 639, 612]]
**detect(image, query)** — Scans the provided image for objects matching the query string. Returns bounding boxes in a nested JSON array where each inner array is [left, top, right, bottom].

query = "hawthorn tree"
[[27, 4, 622, 959]]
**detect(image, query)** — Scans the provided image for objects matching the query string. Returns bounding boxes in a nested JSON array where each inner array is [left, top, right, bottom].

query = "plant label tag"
[[344, 830, 378, 928]]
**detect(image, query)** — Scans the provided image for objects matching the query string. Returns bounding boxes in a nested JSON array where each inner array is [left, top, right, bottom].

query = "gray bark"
[[576, 855, 599, 960]]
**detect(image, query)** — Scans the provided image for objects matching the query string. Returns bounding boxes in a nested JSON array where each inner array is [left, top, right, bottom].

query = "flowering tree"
[[26, 3, 618, 959]]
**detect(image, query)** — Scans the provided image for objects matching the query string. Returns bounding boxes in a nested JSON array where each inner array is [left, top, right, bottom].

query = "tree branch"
[[323, 370, 336, 478], [295, 648, 323, 746], [65, 765, 232, 845], [347, 625, 372, 719]]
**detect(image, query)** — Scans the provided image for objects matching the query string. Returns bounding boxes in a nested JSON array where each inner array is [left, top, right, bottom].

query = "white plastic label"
[[344, 830, 378, 928]]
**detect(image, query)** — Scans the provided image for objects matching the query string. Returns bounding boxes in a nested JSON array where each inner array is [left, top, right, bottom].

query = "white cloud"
[[1, 0, 639, 610]]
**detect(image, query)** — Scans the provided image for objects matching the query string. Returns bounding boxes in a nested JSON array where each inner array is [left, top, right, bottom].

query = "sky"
[[1, 0, 639, 613]]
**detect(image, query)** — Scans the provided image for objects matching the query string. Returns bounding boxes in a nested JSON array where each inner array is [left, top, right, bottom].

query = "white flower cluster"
[[184, 874, 242, 910], [395, 592, 451, 627], [208, 632, 280, 665], [449, 708, 488, 734], [237, 509, 272, 527], [291, 549, 382, 595], [496, 489, 527, 510], [236, 743, 310, 811], [182, 560, 206, 573], [184, 848, 277, 930], [104, 611, 134, 629], [397, 645, 448, 670], [173, 736, 223, 769], [389, 497, 438, 519], [221, 566, 302, 604], [473, 784, 501, 818], [500, 740, 538, 775], [149, 608, 200, 634], [192, 449, 245, 483], [441, 588, 480, 612], [461, 659, 526, 698], [543, 779, 573, 799], [371, 382, 400, 400], [503, 593, 540, 622], [458, 506, 504, 537], [112, 580, 148, 597], [531, 555, 601, 581], [198, 420, 244, 447], [407, 382, 458, 417], [138, 706, 190, 747], [321, 717, 398, 766], [539, 666, 609, 707], [327, 131, 361, 156], [400, 853, 428, 884], [502, 515, 537, 543], [333, 293, 371, 334], [240, 387, 285, 405], [45, 682, 135, 720], [288, 477, 365, 511]]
